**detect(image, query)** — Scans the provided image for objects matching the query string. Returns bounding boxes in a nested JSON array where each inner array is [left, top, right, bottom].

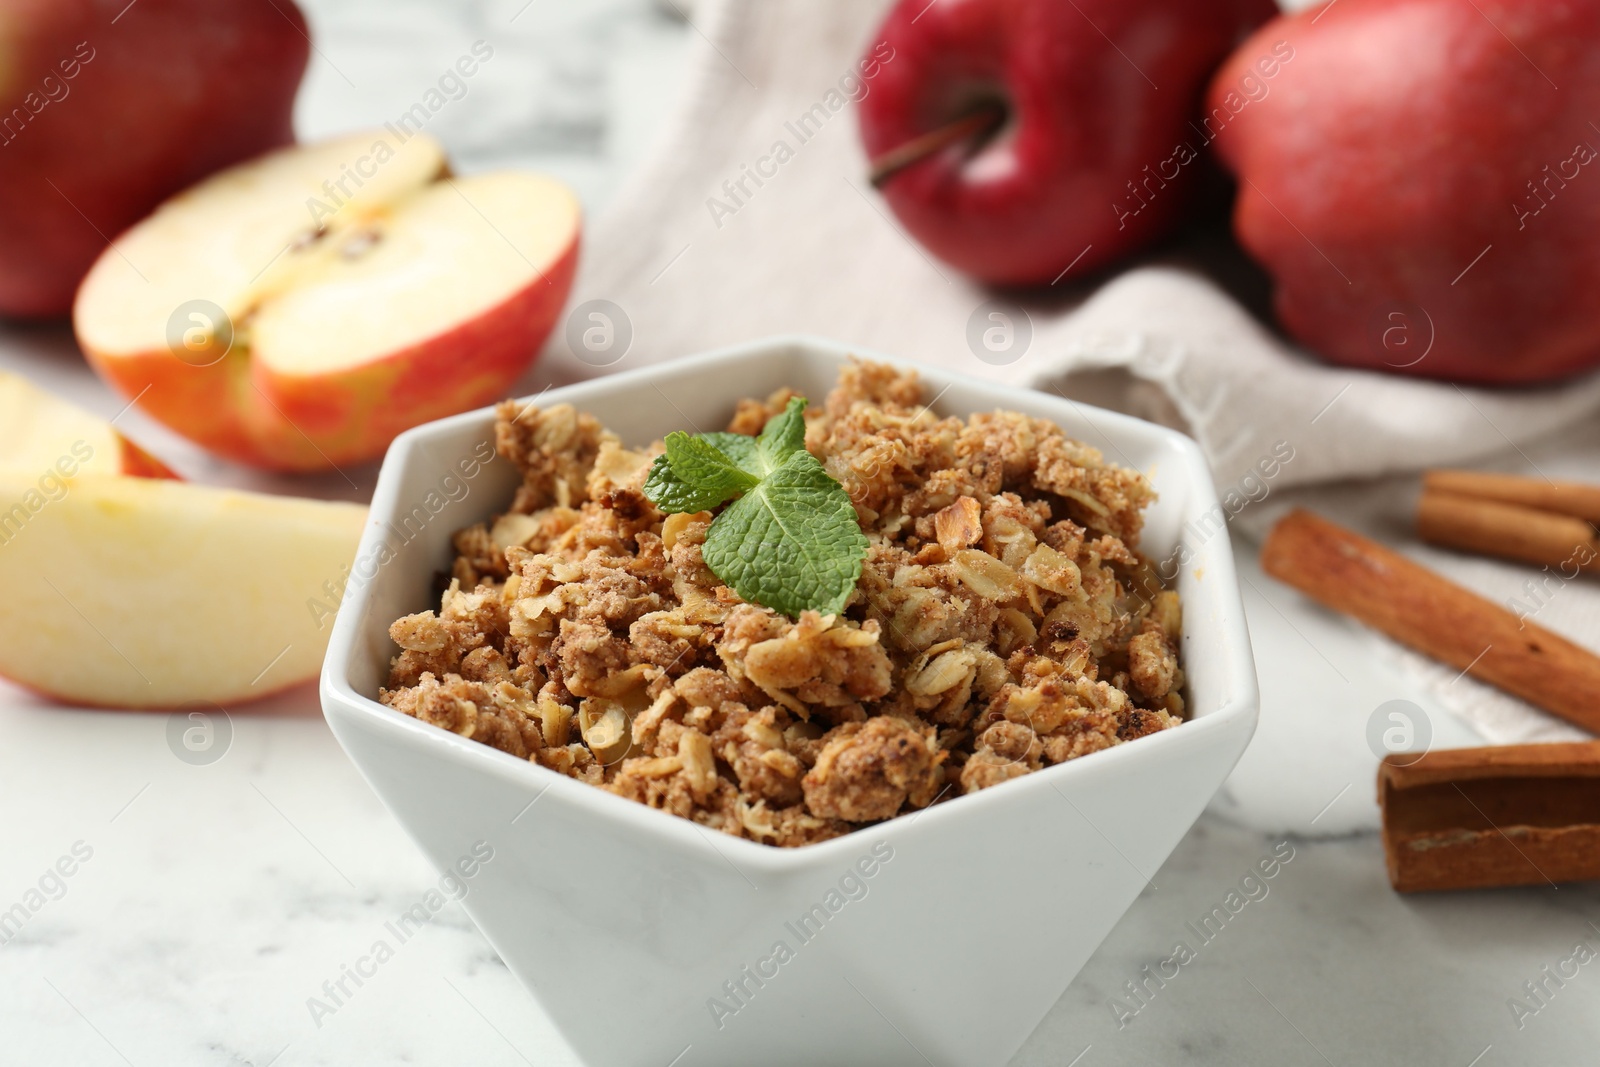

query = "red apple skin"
[[1211, 0, 1600, 384], [81, 238, 579, 471], [116, 436, 181, 480], [0, 0, 308, 319], [858, 0, 1274, 286]]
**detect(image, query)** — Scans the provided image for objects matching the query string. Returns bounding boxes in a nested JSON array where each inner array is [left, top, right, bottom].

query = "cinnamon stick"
[[1417, 490, 1600, 573], [1261, 509, 1600, 734], [1424, 469, 1600, 525], [1380, 741, 1600, 891]]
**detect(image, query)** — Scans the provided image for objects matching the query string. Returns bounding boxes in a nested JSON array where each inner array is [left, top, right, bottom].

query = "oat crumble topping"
[[380, 361, 1185, 847]]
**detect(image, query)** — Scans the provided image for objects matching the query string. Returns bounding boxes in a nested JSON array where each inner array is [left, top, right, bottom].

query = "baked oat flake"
[[381, 361, 1184, 847]]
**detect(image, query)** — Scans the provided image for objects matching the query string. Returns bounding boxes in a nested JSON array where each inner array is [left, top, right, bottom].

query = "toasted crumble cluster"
[[381, 361, 1184, 847]]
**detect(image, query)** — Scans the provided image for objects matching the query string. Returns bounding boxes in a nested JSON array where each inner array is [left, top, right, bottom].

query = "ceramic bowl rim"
[[320, 333, 1260, 876]]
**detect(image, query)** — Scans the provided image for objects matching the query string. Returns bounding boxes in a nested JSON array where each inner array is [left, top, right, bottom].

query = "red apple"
[[0, 0, 309, 319], [1211, 0, 1600, 384], [73, 132, 581, 471], [857, 0, 1274, 286]]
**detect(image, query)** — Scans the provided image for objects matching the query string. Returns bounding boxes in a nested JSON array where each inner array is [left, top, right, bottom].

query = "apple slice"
[[74, 131, 580, 471], [0, 474, 366, 707], [0, 370, 178, 479]]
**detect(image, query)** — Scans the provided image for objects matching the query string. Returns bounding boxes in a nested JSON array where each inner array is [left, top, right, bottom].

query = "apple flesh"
[[0, 0, 308, 318], [0, 474, 365, 708], [0, 370, 177, 479], [858, 0, 1274, 286], [74, 131, 581, 471], [1210, 0, 1600, 383]]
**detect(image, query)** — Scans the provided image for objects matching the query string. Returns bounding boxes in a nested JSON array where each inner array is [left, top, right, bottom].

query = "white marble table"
[[3, 2, 1598, 1064]]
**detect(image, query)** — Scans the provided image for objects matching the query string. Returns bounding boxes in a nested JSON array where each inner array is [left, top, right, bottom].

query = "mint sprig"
[[642, 398, 868, 618]]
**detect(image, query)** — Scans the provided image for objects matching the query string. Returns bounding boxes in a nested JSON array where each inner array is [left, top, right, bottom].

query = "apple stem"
[[868, 104, 1008, 188]]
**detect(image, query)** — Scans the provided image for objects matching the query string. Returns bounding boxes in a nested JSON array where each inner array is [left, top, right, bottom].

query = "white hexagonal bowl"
[[321, 335, 1258, 1067]]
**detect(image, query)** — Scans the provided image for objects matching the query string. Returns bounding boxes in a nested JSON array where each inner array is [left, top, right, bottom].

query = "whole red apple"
[[857, 0, 1274, 287], [1211, 0, 1600, 384], [0, 0, 309, 319]]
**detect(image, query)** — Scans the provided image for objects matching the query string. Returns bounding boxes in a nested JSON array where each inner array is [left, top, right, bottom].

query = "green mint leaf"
[[643, 453, 716, 513], [640, 396, 866, 617], [697, 432, 762, 474], [756, 397, 808, 466], [642, 432, 759, 513], [696, 398, 807, 481], [665, 432, 760, 495], [701, 448, 868, 618]]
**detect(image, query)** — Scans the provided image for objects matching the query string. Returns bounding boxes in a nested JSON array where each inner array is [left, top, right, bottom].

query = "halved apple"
[[74, 131, 580, 471], [0, 370, 178, 479], [0, 474, 365, 707]]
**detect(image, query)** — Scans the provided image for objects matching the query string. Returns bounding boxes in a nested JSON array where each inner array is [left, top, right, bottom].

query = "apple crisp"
[[381, 361, 1184, 847]]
